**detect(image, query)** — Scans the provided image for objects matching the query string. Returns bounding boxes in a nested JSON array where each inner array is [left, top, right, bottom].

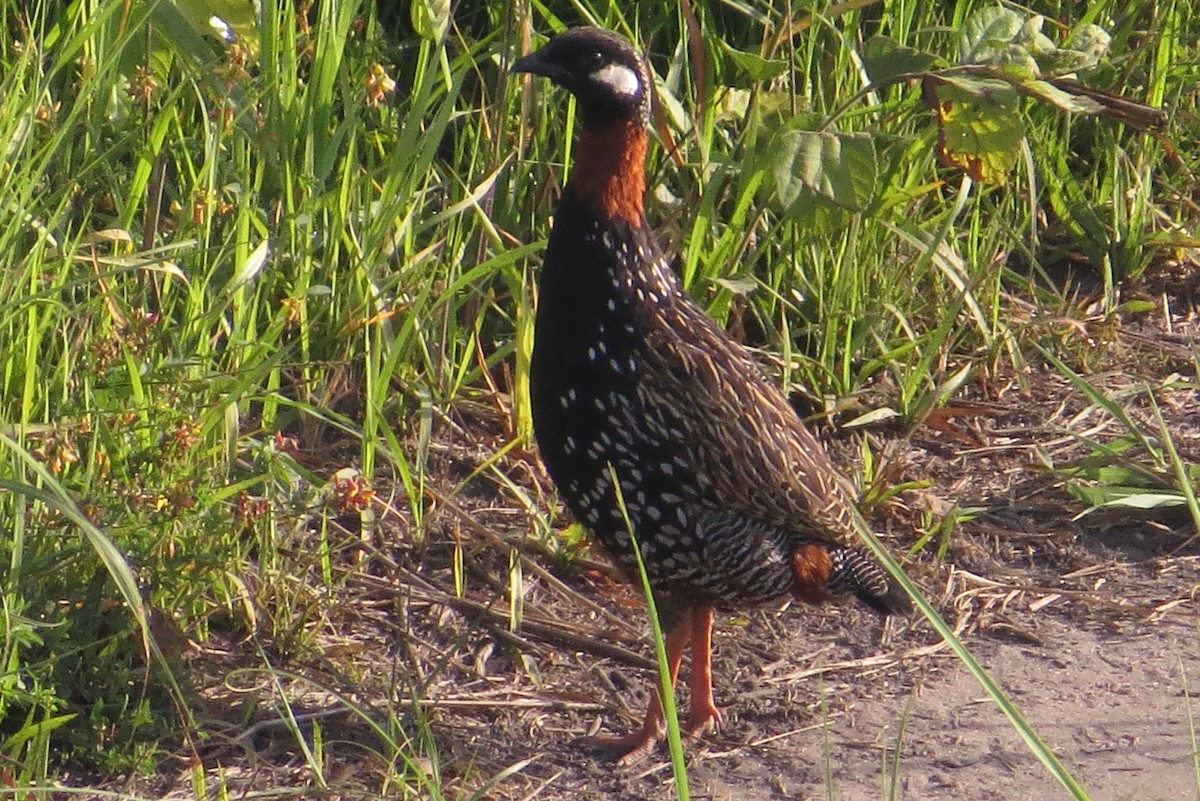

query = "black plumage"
[[514, 26, 909, 763]]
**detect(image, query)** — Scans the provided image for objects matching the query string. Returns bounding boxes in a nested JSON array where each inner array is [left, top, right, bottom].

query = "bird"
[[512, 27, 911, 763]]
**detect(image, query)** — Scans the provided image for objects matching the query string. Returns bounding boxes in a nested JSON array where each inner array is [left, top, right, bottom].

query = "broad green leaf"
[[925, 75, 1023, 184], [411, 0, 449, 42], [722, 41, 788, 81], [1015, 15, 1057, 56], [957, 11, 1111, 79], [770, 130, 877, 211], [1063, 23, 1112, 62], [959, 6, 1024, 65], [1036, 47, 1107, 78], [863, 35, 942, 84], [991, 46, 1041, 78]]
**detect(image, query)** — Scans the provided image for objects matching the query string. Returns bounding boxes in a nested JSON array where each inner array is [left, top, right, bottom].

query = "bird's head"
[[512, 27, 651, 130]]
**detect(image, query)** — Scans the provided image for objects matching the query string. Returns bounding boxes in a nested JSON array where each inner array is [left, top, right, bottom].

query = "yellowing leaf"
[[924, 75, 1023, 184]]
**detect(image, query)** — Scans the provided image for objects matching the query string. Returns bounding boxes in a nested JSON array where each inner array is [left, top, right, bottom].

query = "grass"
[[0, 0, 1197, 797]]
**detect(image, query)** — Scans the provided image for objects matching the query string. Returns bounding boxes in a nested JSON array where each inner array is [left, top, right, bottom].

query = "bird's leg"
[[583, 609, 691, 764], [685, 604, 721, 735]]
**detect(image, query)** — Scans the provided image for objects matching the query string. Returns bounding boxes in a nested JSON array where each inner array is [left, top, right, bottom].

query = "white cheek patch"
[[592, 62, 642, 98]]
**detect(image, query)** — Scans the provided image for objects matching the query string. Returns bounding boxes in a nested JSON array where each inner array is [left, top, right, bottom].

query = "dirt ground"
[[398, 512, 1200, 801], [129, 290, 1200, 800]]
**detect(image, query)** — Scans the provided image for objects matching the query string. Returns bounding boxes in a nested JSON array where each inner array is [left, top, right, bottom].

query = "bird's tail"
[[826, 546, 912, 616]]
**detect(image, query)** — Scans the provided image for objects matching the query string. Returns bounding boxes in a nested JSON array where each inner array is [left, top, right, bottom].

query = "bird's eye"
[[579, 50, 606, 71]]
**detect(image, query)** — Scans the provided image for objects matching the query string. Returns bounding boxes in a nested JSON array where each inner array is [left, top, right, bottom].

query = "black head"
[[512, 27, 651, 129]]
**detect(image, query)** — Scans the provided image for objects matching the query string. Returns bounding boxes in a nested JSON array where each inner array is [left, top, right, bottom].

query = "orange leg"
[[685, 604, 722, 735], [583, 610, 691, 764]]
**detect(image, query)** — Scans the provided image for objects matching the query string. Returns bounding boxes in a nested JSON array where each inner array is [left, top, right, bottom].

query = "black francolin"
[[513, 27, 910, 763]]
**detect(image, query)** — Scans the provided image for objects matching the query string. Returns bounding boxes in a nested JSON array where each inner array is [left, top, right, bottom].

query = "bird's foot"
[[579, 724, 662, 765], [685, 700, 722, 737], [579, 702, 719, 761]]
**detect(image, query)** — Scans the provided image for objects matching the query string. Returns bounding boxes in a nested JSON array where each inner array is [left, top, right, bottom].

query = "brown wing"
[[634, 297, 859, 546]]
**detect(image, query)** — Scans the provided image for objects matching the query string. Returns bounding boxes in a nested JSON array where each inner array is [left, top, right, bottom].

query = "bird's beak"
[[511, 51, 544, 76], [511, 49, 563, 82]]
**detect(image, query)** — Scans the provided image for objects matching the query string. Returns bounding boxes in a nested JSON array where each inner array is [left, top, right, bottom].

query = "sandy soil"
[[871, 620, 1200, 801], [423, 554, 1199, 801]]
